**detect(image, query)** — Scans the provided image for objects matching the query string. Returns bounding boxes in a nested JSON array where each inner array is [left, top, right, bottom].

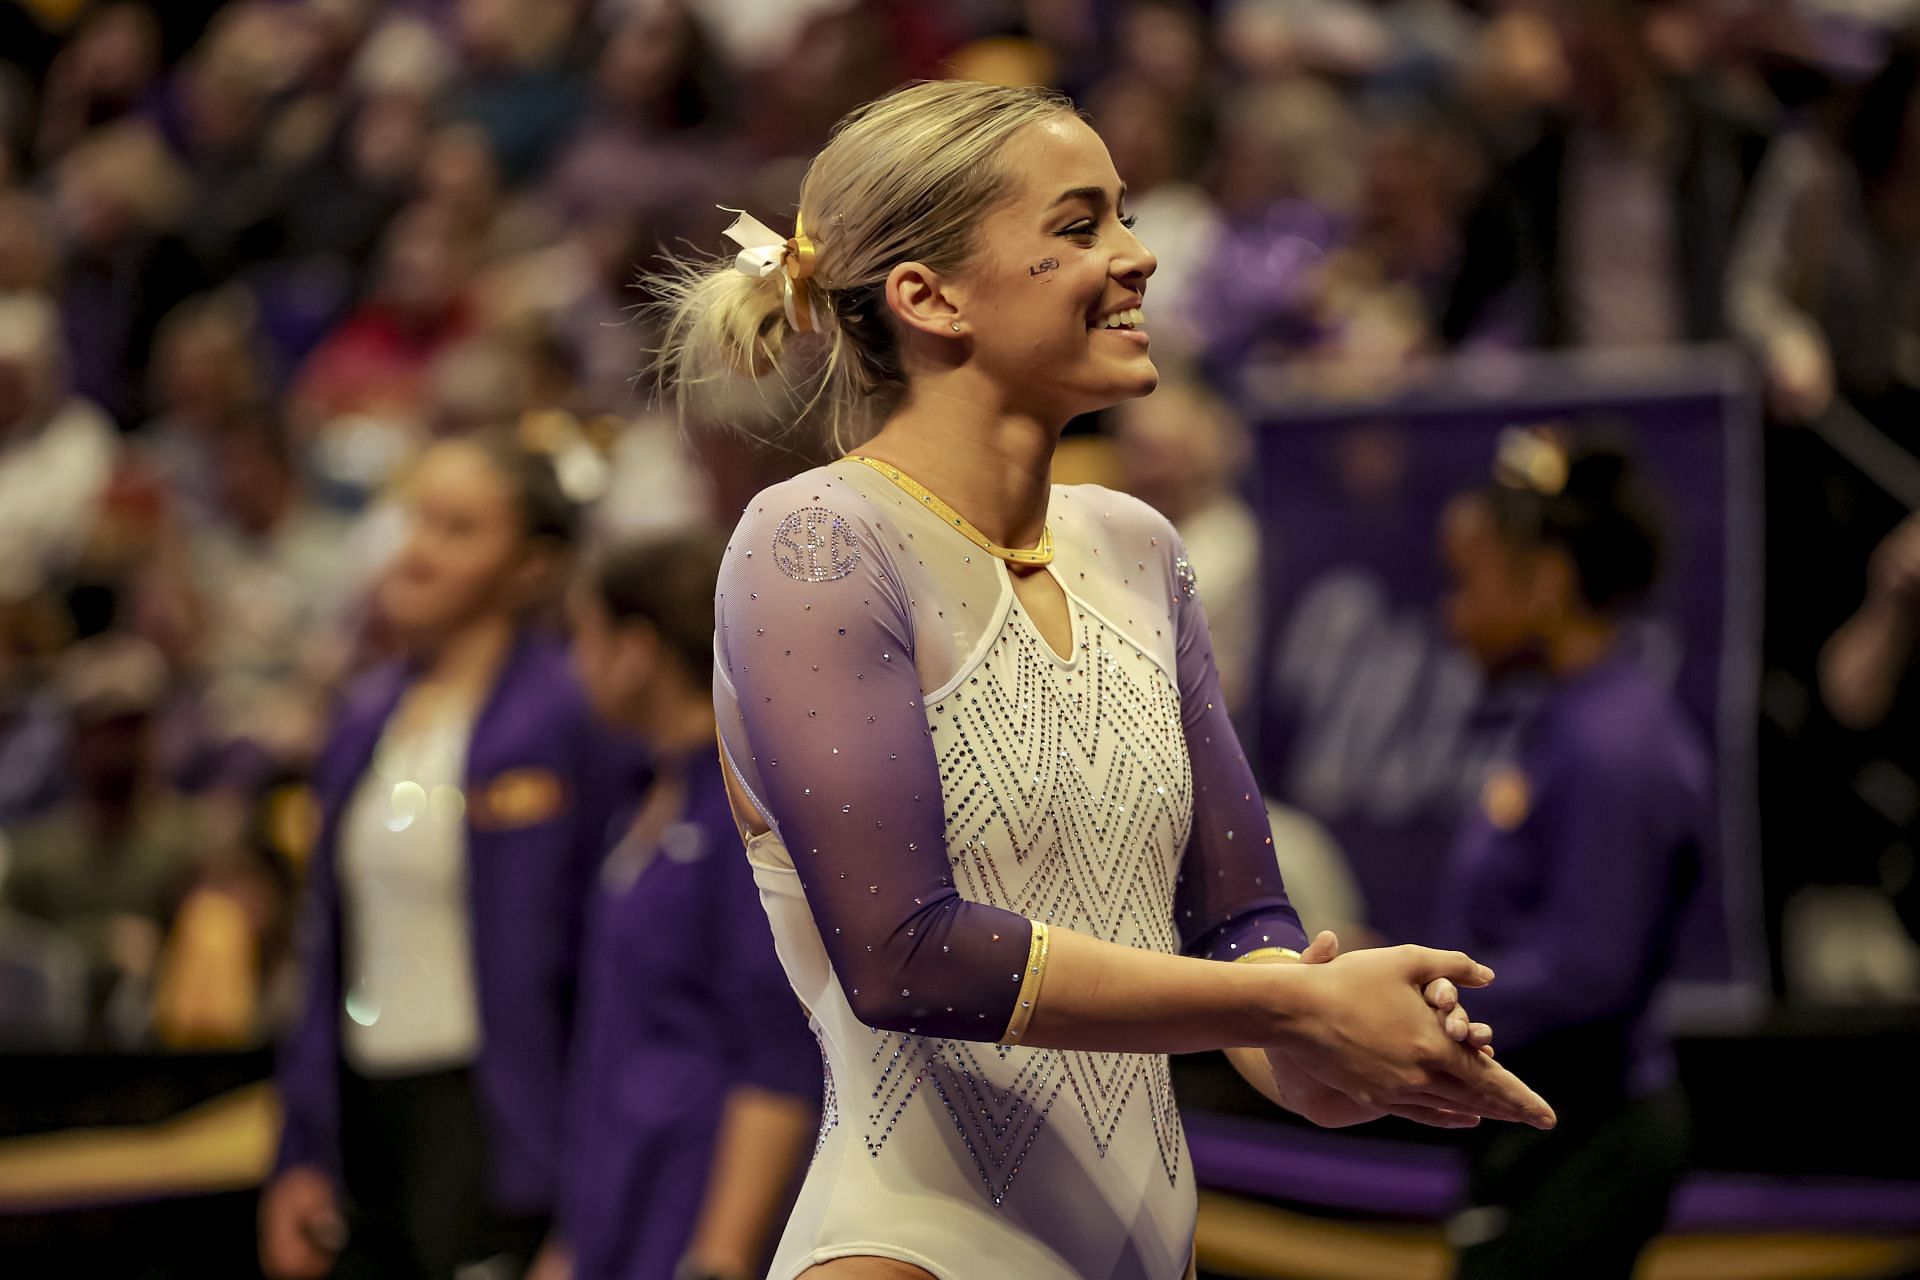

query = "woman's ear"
[[885, 260, 965, 339]]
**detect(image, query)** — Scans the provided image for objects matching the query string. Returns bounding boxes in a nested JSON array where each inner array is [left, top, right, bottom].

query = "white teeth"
[[1098, 307, 1144, 330]]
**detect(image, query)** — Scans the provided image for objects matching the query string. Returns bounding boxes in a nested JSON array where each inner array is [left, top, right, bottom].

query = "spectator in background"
[[1111, 376, 1261, 713], [1823, 510, 1920, 729], [554, 531, 818, 1280], [291, 201, 479, 498], [0, 632, 205, 1046], [137, 289, 270, 524], [1434, 430, 1702, 1278], [1820, 510, 1920, 954], [184, 411, 359, 778], [0, 290, 117, 609], [243, 15, 452, 363], [30, 0, 162, 165], [540, 2, 740, 235], [1444, 0, 1766, 349], [445, 0, 585, 188], [0, 189, 57, 294], [1727, 38, 1920, 428], [262, 431, 613, 1280], [50, 119, 203, 425]]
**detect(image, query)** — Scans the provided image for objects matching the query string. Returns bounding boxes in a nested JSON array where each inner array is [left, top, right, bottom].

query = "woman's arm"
[[677, 1086, 816, 1278], [1821, 513, 1920, 730], [718, 487, 1552, 1127]]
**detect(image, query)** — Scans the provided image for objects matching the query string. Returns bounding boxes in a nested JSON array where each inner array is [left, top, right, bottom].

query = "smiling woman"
[[644, 80, 1553, 1280]]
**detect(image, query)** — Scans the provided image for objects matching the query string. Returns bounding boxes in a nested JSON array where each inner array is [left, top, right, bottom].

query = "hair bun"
[[1562, 446, 1635, 504]]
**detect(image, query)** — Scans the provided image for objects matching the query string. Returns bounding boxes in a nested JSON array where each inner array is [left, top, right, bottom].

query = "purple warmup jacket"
[[562, 745, 820, 1280], [1438, 654, 1708, 1102], [272, 632, 618, 1213]]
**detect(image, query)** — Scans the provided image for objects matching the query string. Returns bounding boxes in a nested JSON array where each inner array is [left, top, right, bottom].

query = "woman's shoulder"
[[1542, 662, 1711, 787], [1050, 482, 1180, 553], [728, 463, 889, 537]]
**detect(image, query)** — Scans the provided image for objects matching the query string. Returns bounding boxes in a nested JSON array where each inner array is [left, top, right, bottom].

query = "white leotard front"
[[714, 458, 1305, 1279]]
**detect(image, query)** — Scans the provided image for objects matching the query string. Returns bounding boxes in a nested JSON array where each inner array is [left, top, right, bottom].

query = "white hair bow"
[[720, 207, 827, 335]]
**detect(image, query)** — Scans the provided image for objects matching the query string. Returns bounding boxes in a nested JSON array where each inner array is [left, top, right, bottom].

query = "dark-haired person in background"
[[261, 430, 616, 1280], [548, 531, 818, 1280], [1434, 431, 1704, 1278]]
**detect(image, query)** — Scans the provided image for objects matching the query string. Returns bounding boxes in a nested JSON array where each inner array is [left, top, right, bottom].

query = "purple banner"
[[1244, 348, 1766, 1007]]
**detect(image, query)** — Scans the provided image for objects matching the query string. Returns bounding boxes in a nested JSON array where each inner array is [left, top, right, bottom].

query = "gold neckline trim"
[[842, 454, 1054, 566]]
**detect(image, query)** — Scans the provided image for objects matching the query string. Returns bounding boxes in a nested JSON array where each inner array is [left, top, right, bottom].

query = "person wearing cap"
[[0, 632, 202, 1043]]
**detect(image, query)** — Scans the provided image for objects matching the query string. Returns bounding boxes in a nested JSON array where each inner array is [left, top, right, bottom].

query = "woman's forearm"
[[1821, 595, 1917, 730], [1017, 926, 1309, 1054], [681, 1085, 816, 1276]]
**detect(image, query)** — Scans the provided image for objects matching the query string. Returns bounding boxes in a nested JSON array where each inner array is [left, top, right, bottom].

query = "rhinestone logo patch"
[[773, 506, 863, 583]]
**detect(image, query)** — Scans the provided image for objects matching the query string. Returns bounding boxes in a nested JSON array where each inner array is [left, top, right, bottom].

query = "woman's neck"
[[1544, 614, 1619, 679], [418, 612, 517, 706], [856, 384, 1059, 551]]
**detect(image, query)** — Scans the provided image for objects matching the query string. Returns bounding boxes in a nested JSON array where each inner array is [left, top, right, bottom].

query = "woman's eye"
[[1058, 221, 1097, 240]]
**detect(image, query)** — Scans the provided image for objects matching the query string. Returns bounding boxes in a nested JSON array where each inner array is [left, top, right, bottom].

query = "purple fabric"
[[1435, 655, 1709, 1096], [1170, 526, 1311, 962], [714, 501, 1037, 1038], [1183, 1110, 1920, 1233], [273, 632, 618, 1214], [562, 746, 819, 1280], [714, 496, 1303, 1042]]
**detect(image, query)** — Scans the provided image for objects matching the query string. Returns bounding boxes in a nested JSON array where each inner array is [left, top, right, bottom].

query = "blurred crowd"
[[0, 0, 1915, 1053]]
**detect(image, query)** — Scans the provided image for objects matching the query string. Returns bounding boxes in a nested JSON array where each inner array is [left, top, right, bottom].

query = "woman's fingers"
[[1468, 1021, 1493, 1051], [1424, 977, 1459, 1011], [1402, 946, 1496, 989], [1443, 1006, 1471, 1042], [1386, 1103, 1483, 1129], [1302, 930, 1341, 964], [1437, 1046, 1555, 1128]]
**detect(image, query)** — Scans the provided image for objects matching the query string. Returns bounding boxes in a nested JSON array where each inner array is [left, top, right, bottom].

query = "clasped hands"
[[1231, 931, 1557, 1132]]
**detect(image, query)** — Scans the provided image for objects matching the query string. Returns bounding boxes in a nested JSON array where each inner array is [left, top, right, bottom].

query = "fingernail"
[[1477, 965, 1496, 982]]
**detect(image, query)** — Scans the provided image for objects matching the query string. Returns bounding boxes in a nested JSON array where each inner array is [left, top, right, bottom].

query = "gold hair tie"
[[1493, 425, 1569, 496], [843, 454, 1054, 566], [720, 206, 828, 335]]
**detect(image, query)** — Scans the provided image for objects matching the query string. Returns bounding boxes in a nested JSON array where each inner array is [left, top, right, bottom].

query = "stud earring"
[[951, 321, 962, 332]]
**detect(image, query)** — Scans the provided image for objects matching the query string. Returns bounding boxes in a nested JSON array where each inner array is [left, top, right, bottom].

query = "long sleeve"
[[1724, 129, 1832, 356], [1164, 530, 1309, 961], [715, 495, 1036, 1041]]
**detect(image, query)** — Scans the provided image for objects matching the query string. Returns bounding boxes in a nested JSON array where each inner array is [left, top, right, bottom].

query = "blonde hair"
[[651, 80, 1076, 455]]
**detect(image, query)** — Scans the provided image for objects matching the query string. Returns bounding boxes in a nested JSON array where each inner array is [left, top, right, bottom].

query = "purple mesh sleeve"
[[716, 497, 1034, 1040], [1166, 532, 1310, 960]]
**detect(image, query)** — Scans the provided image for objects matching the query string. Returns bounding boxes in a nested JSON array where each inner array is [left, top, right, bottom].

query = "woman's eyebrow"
[[1046, 183, 1127, 211]]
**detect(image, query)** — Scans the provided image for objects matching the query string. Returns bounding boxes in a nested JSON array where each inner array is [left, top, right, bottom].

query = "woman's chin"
[[1086, 359, 1160, 410]]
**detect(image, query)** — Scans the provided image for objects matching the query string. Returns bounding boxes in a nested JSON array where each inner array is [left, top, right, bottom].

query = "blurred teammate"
[[548, 531, 818, 1280], [261, 430, 614, 1280], [1436, 431, 1704, 1277]]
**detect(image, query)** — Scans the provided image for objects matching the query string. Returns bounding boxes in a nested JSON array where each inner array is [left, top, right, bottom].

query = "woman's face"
[[566, 585, 658, 726], [946, 115, 1159, 423], [379, 441, 531, 642], [1439, 494, 1542, 674]]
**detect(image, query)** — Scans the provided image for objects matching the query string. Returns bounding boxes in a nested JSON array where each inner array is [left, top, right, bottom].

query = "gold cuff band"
[[1232, 946, 1303, 965], [998, 920, 1051, 1045]]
